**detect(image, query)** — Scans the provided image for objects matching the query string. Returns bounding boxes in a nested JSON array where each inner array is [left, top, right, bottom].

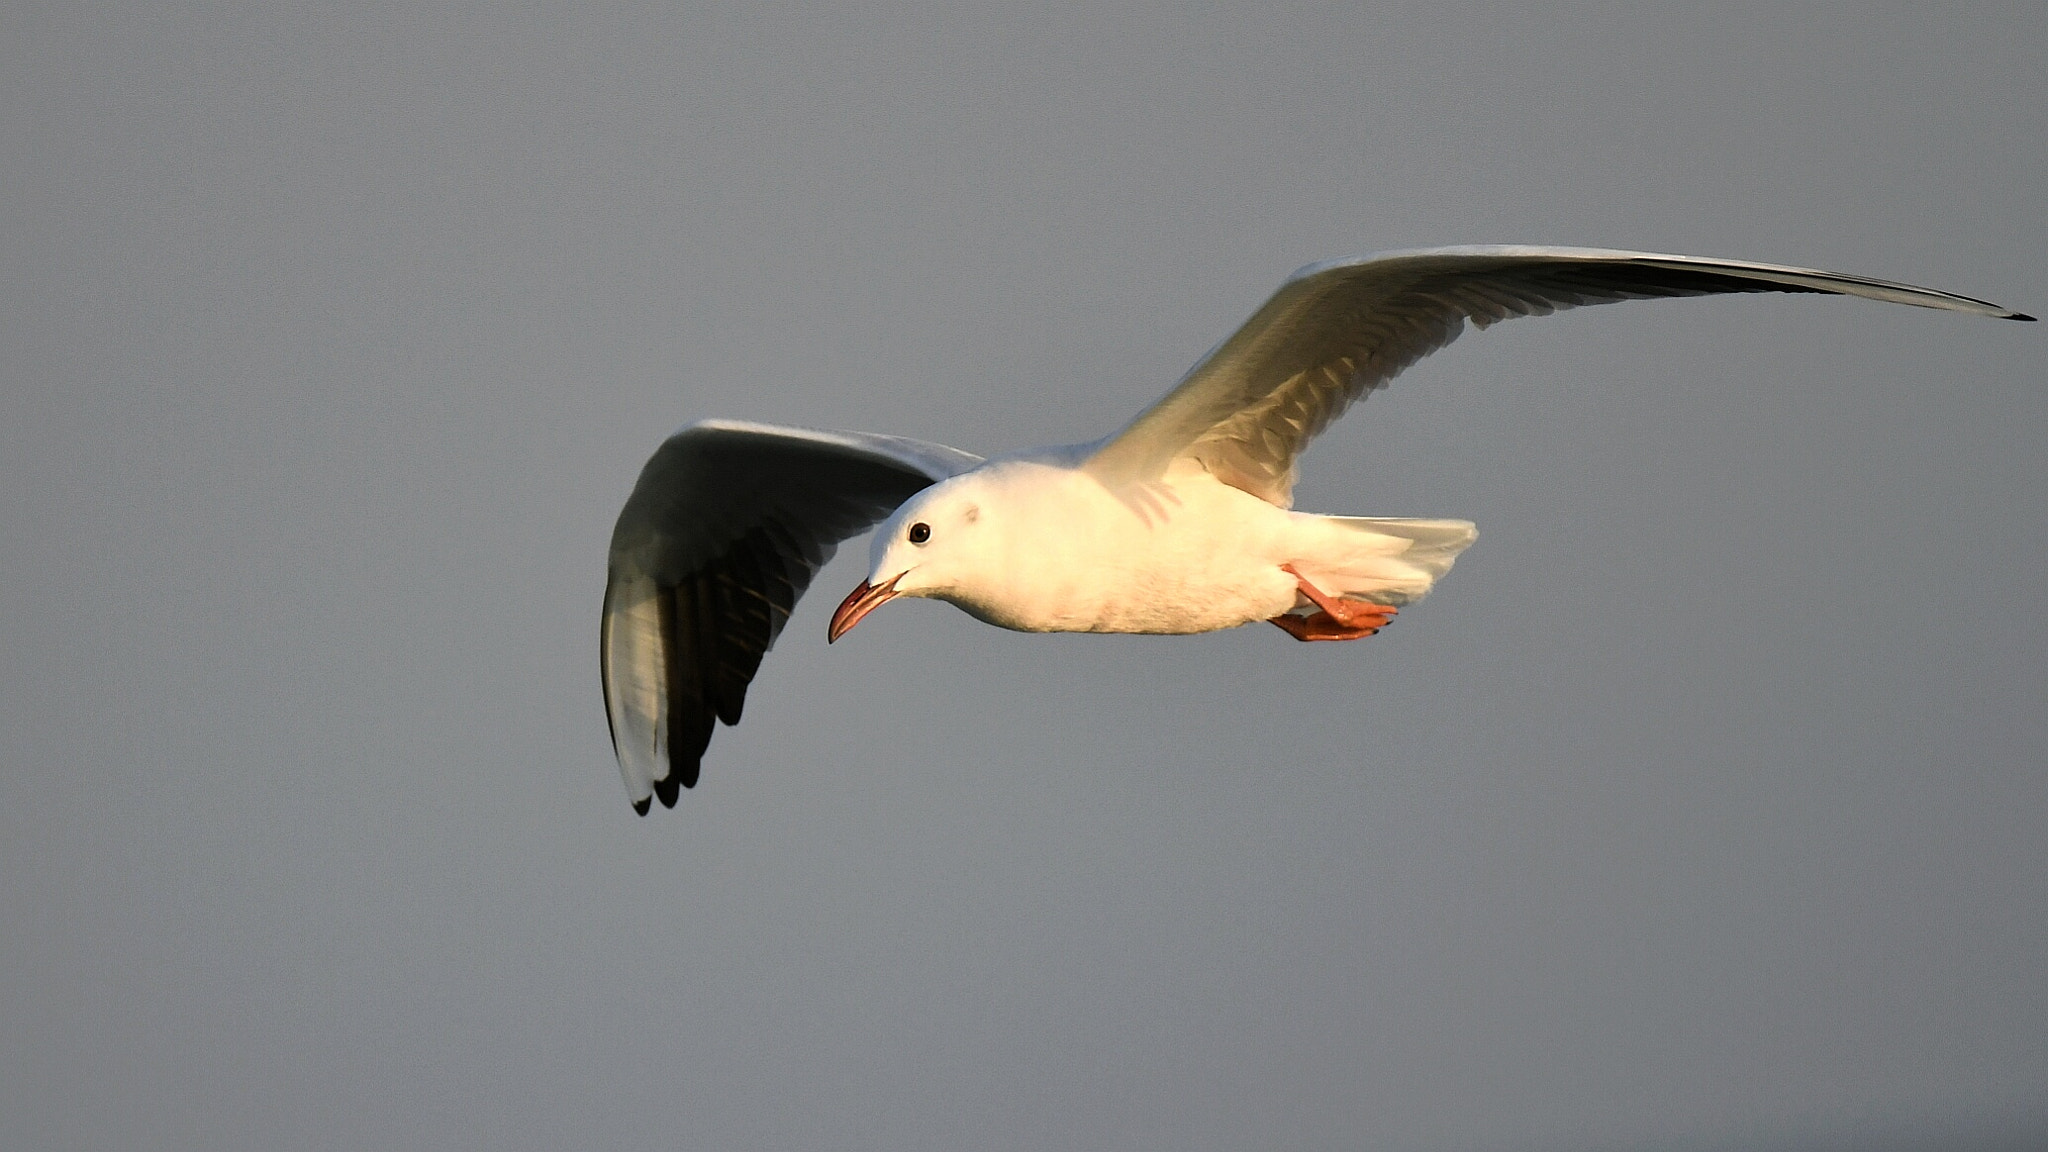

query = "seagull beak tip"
[[827, 574, 902, 643]]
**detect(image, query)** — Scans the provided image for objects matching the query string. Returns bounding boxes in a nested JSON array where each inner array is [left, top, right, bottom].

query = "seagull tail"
[[1306, 517, 1478, 607]]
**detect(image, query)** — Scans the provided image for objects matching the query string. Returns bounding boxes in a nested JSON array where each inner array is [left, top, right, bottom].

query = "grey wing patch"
[[602, 421, 978, 812], [1092, 246, 2029, 507], [1185, 300, 1468, 504]]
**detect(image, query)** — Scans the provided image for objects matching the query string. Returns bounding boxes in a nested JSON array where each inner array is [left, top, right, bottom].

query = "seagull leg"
[[1269, 564, 1397, 642]]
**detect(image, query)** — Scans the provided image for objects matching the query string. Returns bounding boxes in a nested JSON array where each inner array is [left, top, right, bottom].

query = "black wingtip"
[[2008, 311, 2037, 322], [654, 776, 680, 808], [632, 797, 651, 816]]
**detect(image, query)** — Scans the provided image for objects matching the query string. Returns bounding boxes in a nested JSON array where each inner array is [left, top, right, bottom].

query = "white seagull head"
[[830, 471, 1001, 642]]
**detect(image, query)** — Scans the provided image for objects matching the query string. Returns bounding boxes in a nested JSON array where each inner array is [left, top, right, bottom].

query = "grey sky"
[[3, 4, 2044, 1150]]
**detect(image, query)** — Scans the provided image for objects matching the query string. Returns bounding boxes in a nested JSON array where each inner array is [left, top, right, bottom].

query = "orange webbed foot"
[[1271, 564, 1397, 642]]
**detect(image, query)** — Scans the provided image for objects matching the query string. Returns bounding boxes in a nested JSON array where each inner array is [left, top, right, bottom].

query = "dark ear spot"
[[963, 505, 980, 523]]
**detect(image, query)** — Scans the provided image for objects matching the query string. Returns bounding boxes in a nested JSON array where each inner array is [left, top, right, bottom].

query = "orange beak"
[[827, 572, 903, 643]]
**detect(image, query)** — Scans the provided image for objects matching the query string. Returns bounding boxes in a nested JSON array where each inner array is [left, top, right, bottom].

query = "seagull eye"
[[908, 522, 931, 544]]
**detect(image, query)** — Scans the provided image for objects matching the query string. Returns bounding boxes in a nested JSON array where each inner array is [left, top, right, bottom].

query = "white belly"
[[927, 457, 1468, 636], [953, 466, 1303, 634]]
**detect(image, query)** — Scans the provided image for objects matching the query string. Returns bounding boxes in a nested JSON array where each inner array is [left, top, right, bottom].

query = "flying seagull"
[[601, 245, 2030, 813]]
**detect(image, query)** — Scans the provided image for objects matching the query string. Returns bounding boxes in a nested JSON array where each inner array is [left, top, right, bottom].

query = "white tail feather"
[[1311, 517, 1477, 607]]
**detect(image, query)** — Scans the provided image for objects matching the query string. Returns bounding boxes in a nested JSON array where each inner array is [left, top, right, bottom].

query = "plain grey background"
[[3, 4, 2043, 1150]]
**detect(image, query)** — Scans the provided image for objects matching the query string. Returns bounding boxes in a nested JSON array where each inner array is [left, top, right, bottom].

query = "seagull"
[[601, 245, 2031, 813]]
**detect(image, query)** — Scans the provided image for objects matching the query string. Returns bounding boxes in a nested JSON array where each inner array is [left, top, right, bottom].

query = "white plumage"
[[602, 245, 2031, 812]]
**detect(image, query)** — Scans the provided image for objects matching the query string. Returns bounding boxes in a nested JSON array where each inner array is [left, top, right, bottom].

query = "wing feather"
[[602, 420, 982, 811], [1086, 245, 2030, 506]]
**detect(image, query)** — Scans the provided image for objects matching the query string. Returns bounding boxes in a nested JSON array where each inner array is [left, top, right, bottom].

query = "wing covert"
[[602, 420, 981, 812]]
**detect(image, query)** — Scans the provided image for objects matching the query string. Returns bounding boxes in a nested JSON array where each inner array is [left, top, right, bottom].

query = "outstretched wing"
[[602, 419, 982, 813], [1085, 245, 2031, 506]]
